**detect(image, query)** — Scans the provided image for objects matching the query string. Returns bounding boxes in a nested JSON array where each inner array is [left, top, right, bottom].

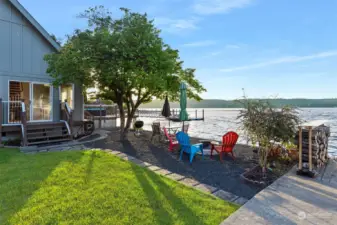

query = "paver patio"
[[222, 160, 337, 225]]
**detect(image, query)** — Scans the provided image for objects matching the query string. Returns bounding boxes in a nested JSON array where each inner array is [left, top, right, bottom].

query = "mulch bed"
[[241, 161, 296, 186], [84, 129, 293, 199]]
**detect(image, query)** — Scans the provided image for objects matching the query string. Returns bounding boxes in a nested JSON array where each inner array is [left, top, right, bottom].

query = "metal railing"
[[84, 104, 118, 129], [61, 101, 73, 137]]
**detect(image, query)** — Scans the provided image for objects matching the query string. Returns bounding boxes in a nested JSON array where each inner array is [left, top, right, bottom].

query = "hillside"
[[140, 99, 337, 108]]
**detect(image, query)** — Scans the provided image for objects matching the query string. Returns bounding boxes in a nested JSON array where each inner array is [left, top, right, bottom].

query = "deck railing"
[[0, 98, 27, 145], [0, 99, 28, 125], [61, 100, 73, 138]]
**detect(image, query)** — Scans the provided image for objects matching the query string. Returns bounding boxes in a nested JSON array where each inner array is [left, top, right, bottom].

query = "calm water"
[[139, 108, 337, 156]]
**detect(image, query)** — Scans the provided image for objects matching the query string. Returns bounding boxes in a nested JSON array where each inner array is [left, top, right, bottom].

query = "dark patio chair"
[[150, 122, 163, 143]]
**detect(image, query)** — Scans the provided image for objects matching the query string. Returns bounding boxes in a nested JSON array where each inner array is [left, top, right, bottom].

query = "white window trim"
[[8, 80, 53, 122]]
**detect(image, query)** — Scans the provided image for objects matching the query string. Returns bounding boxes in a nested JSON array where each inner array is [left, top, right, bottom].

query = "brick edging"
[[100, 149, 248, 206]]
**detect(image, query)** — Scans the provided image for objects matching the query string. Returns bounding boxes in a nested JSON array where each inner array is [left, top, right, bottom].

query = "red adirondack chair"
[[163, 127, 179, 152], [211, 131, 239, 162]]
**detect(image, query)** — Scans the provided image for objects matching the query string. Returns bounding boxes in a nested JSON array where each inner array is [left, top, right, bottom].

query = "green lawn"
[[0, 148, 238, 225]]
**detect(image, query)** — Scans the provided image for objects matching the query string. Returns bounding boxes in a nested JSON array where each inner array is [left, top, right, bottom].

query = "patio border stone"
[[166, 173, 185, 181], [213, 190, 240, 202], [147, 165, 161, 171], [194, 183, 218, 194], [100, 148, 247, 206], [154, 169, 172, 176]]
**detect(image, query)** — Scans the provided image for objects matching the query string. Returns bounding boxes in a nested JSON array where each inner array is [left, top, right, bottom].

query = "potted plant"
[[237, 96, 300, 185]]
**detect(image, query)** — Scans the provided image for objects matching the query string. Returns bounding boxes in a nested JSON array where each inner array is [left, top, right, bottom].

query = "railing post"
[[64, 100, 73, 138], [202, 109, 204, 121], [195, 110, 197, 119], [21, 99, 28, 146], [0, 98, 3, 147], [99, 100, 102, 129]]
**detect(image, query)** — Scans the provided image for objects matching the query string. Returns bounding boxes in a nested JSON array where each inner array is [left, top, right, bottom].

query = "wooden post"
[[0, 98, 3, 147], [298, 126, 302, 170], [99, 100, 102, 129], [308, 126, 313, 172], [202, 109, 205, 121], [195, 110, 197, 119]]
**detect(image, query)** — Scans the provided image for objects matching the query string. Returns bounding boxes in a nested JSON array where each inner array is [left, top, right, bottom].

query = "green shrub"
[[237, 96, 300, 175]]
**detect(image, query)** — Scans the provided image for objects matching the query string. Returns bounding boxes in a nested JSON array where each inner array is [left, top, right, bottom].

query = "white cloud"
[[220, 50, 337, 72], [154, 17, 201, 33], [183, 40, 216, 47], [194, 0, 254, 15]]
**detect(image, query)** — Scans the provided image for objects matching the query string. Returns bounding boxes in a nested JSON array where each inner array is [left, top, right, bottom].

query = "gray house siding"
[[0, 0, 83, 122]]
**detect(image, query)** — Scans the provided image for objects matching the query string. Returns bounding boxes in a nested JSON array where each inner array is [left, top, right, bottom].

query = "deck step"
[[25, 121, 71, 146], [27, 138, 71, 146], [27, 123, 66, 129], [27, 128, 68, 133], [28, 134, 70, 141], [27, 130, 68, 136]]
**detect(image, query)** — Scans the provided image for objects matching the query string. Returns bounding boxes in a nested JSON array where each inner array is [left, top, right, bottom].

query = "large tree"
[[44, 6, 206, 139]]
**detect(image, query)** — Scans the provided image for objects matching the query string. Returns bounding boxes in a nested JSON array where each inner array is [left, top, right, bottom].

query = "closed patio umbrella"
[[161, 95, 171, 128], [161, 95, 171, 118], [179, 83, 189, 128]]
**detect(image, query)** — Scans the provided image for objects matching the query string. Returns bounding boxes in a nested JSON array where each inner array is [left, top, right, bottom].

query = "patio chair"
[[211, 131, 239, 162], [176, 131, 203, 163], [163, 127, 179, 152], [150, 122, 163, 143], [182, 123, 189, 133]]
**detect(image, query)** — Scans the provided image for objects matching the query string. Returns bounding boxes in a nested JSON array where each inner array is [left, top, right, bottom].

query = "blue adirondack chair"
[[176, 131, 204, 163]]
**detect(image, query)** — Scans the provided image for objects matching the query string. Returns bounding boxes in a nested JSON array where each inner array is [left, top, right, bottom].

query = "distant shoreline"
[[140, 98, 337, 109]]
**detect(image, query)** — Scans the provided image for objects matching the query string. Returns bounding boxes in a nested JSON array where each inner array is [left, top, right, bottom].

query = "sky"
[[20, 0, 337, 100]]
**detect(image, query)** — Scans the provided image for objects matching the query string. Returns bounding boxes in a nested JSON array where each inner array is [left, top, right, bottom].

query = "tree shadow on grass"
[[0, 149, 83, 224], [84, 150, 97, 184], [130, 163, 208, 225]]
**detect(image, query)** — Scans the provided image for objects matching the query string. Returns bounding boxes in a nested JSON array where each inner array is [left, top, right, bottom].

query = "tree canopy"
[[44, 6, 206, 139]]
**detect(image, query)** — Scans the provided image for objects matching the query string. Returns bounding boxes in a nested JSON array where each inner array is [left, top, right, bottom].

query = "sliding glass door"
[[31, 83, 52, 121]]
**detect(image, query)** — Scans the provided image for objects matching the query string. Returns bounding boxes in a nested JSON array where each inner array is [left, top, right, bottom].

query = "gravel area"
[[84, 129, 263, 199]]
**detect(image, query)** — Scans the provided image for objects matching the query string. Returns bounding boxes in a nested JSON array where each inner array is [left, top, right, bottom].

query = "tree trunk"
[[117, 103, 126, 140]]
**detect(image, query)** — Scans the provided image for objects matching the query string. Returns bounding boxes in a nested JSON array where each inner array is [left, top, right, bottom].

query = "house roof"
[[8, 0, 61, 51]]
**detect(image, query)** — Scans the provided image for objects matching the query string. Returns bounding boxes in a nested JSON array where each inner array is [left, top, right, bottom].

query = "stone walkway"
[[101, 148, 249, 206], [222, 160, 337, 225]]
